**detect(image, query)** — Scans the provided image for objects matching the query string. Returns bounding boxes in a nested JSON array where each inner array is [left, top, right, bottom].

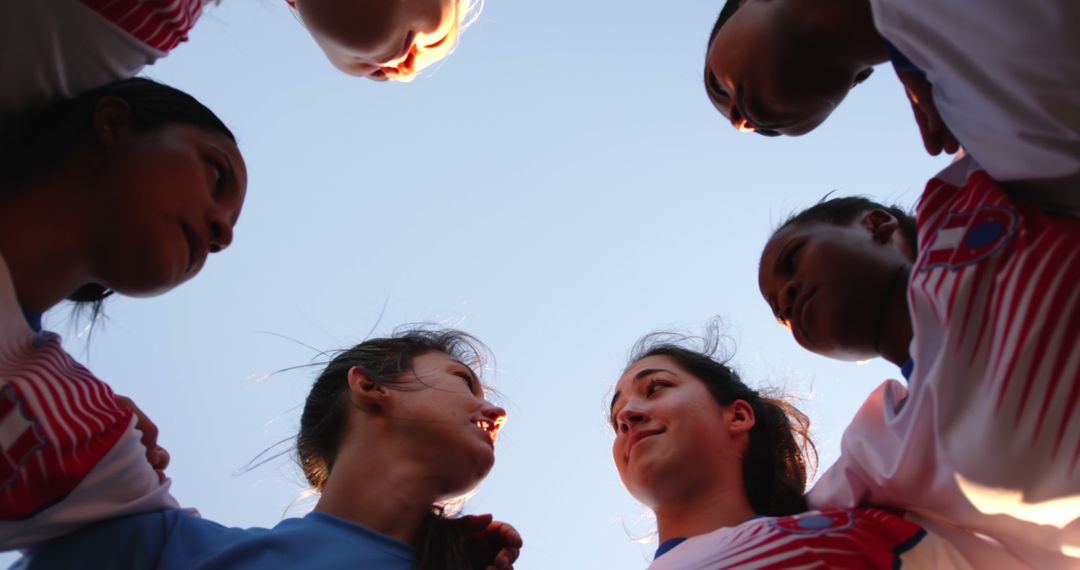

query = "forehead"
[[412, 350, 469, 373], [177, 124, 248, 189], [615, 355, 682, 391], [411, 351, 482, 391]]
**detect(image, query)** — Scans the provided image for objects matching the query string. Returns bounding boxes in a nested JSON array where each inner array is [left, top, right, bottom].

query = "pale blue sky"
[[25, 1, 948, 568]]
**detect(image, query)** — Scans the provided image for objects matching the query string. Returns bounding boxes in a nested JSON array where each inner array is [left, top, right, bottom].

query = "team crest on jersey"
[[0, 385, 45, 489], [769, 509, 855, 535], [919, 205, 1017, 272]]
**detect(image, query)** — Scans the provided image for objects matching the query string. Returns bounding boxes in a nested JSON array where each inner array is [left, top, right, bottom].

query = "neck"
[[314, 435, 440, 545], [0, 165, 98, 313], [876, 265, 913, 367], [805, 0, 889, 69], [653, 482, 755, 543]]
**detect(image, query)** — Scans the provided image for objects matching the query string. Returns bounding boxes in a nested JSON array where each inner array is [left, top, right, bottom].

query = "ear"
[[861, 209, 899, 244], [727, 399, 756, 436], [853, 67, 874, 87], [347, 366, 390, 412], [92, 96, 132, 147]]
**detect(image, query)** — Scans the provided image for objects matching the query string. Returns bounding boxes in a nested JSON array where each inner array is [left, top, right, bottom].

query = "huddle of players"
[[0, 0, 1078, 567]]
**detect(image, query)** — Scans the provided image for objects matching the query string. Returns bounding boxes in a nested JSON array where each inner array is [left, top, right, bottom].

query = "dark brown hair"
[[0, 77, 235, 305], [624, 325, 816, 516], [297, 327, 490, 570]]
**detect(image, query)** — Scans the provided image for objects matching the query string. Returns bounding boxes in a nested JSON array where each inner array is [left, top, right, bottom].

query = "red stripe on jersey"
[[992, 229, 1056, 413], [80, 0, 203, 52], [914, 168, 1080, 496], [0, 333, 131, 519], [1013, 235, 1075, 433]]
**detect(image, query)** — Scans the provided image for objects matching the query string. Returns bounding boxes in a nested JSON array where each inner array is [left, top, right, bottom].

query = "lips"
[[626, 427, 664, 459], [472, 418, 502, 447], [791, 288, 816, 343], [179, 221, 205, 275]]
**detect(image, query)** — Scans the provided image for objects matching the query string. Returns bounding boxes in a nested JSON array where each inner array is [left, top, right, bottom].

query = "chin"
[[107, 269, 188, 299]]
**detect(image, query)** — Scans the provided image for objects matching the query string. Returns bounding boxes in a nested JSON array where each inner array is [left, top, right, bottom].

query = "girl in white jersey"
[[0, 77, 247, 543], [609, 327, 983, 569], [1, 0, 476, 122], [758, 190, 1080, 567]]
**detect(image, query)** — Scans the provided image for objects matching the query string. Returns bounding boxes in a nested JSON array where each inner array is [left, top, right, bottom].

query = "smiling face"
[[757, 214, 911, 361], [610, 355, 751, 509], [291, 0, 463, 81], [703, 0, 862, 136], [89, 105, 247, 298], [390, 351, 506, 497]]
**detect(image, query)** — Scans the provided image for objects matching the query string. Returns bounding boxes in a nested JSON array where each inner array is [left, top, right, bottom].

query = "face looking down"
[[290, 0, 465, 81], [89, 98, 248, 298], [757, 212, 912, 361], [704, 0, 870, 137]]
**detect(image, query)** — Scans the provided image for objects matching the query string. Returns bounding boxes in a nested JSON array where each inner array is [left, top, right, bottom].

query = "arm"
[[0, 0, 204, 125], [0, 337, 179, 550]]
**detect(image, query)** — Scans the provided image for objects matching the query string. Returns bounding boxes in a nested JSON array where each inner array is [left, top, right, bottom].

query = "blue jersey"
[[14, 510, 412, 569]]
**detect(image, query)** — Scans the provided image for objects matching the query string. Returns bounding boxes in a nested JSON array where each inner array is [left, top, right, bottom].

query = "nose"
[[207, 208, 234, 253], [482, 403, 507, 435], [777, 281, 799, 323], [616, 404, 650, 434], [396, 50, 418, 76], [728, 104, 755, 133]]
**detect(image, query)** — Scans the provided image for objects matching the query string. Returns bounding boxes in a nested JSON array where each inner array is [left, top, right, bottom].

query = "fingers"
[[155, 446, 170, 471], [114, 394, 167, 473], [897, 69, 960, 157], [457, 513, 494, 533], [904, 84, 941, 155], [493, 521, 523, 550]]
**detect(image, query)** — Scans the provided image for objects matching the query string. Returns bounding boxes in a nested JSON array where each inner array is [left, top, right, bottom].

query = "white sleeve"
[[0, 255, 179, 550], [809, 380, 1078, 568], [0, 0, 164, 125], [870, 0, 1080, 215], [0, 419, 182, 550]]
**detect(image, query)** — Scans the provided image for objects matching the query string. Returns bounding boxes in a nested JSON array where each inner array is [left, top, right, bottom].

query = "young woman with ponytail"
[[609, 326, 973, 569], [16, 328, 520, 570]]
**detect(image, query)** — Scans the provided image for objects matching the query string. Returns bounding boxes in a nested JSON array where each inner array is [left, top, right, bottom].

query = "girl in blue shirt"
[[18, 328, 520, 570]]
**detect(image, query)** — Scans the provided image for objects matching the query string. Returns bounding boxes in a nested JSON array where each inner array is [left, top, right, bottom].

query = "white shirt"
[[0, 0, 206, 125], [871, 0, 1080, 215], [810, 157, 1080, 569]]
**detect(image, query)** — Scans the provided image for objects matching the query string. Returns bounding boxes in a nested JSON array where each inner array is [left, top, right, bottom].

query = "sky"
[[16, 1, 950, 568]]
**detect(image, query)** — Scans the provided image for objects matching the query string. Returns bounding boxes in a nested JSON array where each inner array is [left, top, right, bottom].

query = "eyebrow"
[[706, 71, 727, 102], [772, 238, 795, 279], [609, 367, 672, 414], [206, 142, 240, 224], [449, 361, 482, 394], [766, 238, 799, 318]]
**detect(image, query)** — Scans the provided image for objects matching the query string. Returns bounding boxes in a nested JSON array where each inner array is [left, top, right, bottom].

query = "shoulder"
[[78, 0, 207, 53]]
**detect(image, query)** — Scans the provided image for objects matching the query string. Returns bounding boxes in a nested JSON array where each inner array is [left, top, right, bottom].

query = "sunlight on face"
[[291, 0, 472, 82], [378, 4, 462, 82]]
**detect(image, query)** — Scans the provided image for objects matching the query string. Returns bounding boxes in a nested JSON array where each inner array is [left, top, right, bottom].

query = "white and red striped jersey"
[[80, 0, 205, 53], [0, 254, 178, 549], [647, 508, 974, 570], [809, 156, 1080, 568], [0, 0, 209, 125]]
